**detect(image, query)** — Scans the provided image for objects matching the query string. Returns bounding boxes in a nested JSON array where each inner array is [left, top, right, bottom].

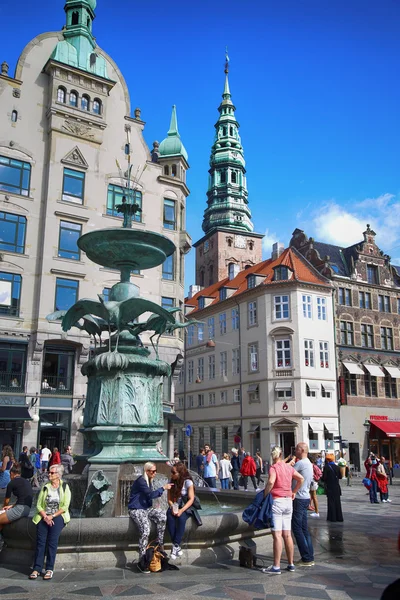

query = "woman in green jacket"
[[29, 463, 71, 580]]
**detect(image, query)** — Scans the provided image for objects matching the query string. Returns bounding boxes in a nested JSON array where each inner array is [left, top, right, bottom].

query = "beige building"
[[0, 0, 190, 454], [175, 247, 339, 459]]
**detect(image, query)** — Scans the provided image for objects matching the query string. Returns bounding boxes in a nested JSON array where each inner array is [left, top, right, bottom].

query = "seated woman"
[[167, 462, 195, 559], [29, 464, 71, 580], [128, 462, 173, 573], [0, 446, 15, 489]]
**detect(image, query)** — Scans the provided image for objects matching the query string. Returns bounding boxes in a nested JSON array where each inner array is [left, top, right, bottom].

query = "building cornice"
[[193, 228, 264, 248]]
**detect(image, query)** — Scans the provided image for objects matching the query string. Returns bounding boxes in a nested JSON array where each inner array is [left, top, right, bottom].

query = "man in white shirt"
[[40, 445, 52, 472], [203, 445, 219, 488], [291, 442, 315, 567]]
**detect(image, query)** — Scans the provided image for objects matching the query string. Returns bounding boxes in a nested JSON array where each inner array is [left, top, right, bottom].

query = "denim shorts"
[[6, 504, 30, 522]]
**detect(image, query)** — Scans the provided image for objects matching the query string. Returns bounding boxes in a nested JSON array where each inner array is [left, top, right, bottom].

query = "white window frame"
[[220, 390, 227, 404], [208, 355, 215, 379], [321, 386, 331, 398], [277, 388, 293, 399], [208, 317, 215, 339], [198, 394, 204, 407], [232, 307, 240, 330], [248, 300, 257, 326], [306, 384, 316, 397], [178, 397, 184, 409], [274, 295, 290, 320], [220, 351, 227, 377], [198, 323, 204, 342], [304, 339, 314, 367], [249, 343, 258, 372], [187, 394, 194, 408], [232, 348, 240, 375], [302, 294, 312, 318], [317, 297, 327, 320], [197, 357, 204, 381], [188, 360, 193, 383], [275, 339, 292, 368], [319, 341, 329, 368], [219, 312, 227, 335], [187, 324, 195, 345], [233, 388, 241, 403], [209, 392, 216, 406]]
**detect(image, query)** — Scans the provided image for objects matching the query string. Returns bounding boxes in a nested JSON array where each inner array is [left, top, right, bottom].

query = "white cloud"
[[312, 203, 366, 247], [262, 228, 279, 254]]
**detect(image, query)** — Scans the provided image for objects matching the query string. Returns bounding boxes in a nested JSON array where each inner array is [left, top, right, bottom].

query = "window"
[[208, 317, 215, 339], [208, 355, 215, 379], [231, 171, 237, 183], [57, 87, 66, 103], [42, 347, 75, 394], [93, 98, 102, 115], [171, 165, 177, 177], [367, 265, 378, 285], [163, 199, 176, 229], [338, 288, 351, 306], [232, 308, 239, 330], [340, 321, 354, 345], [197, 358, 204, 381], [198, 394, 204, 407], [248, 300, 257, 326], [62, 168, 85, 204], [302, 295, 312, 318], [54, 278, 78, 311], [80, 94, 89, 111], [58, 221, 81, 260], [198, 297, 205, 309], [220, 351, 227, 377], [274, 266, 289, 281], [209, 264, 214, 285], [317, 297, 327, 320], [0, 156, 31, 196], [71, 10, 79, 24], [247, 275, 256, 289], [106, 184, 142, 219], [161, 297, 174, 310], [187, 395, 194, 408], [162, 254, 175, 280], [11, 110, 18, 123], [164, 165, 169, 176], [304, 339, 314, 367], [209, 392, 216, 406], [220, 390, 227, 404], [359, 291, 371, 309], [188, 360, 193, 383], [0, 212, 26, 254], [233, 388, 241, 403], [345, 372, 357, 396], [220, 170, 226, 184], [321, 385, 331, 398], [364, 372, 377, 397], [179, 252, 184, 285], [228, 263, 239, 280], [378, 295, 391, 313], [380, 327, 393, 350], [361, 323, 374, 348], [384, 375, 397, 399], [0, 342, 26, 389], [306, 384, 316, 397], [69, 91, 78, 107], [249, 387, 260, 403], [319, 341, 329, 368], [274, 295, 289, 320], [277, 387, 292, 399], [276, 339, 291, 368], [187, 325, 194, 346], [178, 397, 184, 409], [198, 323, 204, 342], [219, 312, 227, 335], [232, 348, 240, 375], [249, 343, 258, 372], [219, 288, 227, 301], [0, 272, 21, 316]]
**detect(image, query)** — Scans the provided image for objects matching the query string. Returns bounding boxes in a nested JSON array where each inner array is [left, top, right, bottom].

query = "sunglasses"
[[148, 469, 157, 473], [171, 470, 177, 475]]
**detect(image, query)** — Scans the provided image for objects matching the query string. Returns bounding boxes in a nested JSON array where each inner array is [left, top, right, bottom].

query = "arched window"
[[72, 11, 79, 25], [230, 126, 234, 136], [222, 126, 227, 136], [57, 87, 66, 103], [69, 91, 78, 107], [11, 110, 18, 123], [171, 164, 177, 177], [81, 94, 90, 111], [220, 170, 226, 184], [93, 98, 101, 115], [227, 238, 232, 247], [164, 165, 170, 176], [87, 17, 91, 28], [249, 241, 254, 250], [231, 171, 237, 183]]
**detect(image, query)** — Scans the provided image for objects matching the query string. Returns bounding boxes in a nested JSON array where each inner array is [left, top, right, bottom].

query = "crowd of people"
[[194, 445, 266, 491]]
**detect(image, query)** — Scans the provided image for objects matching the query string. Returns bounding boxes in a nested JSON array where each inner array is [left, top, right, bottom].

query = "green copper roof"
[[51, 0, 108, 78], [159, 105, 188, 162], [202, 58, 254, 234]]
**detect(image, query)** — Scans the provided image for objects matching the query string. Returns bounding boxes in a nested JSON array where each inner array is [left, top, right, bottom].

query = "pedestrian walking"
[[308, 454, 322, 518], [219, 454, 232, 489], [0, 446, 14, 489], [231, 448, 240, 490], [365, 454, 380, 504], [291, 443, 315, 566], [255, 451, 264, 486], [203, 445, 219, 488], [196, 448, 206, 477], [322, 454, 343, 522], [240, 453, 258, 491], [40, 445, 51, 472]]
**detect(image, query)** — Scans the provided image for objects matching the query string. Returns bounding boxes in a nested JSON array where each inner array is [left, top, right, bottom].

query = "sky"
[[1, 0, 400, 285]]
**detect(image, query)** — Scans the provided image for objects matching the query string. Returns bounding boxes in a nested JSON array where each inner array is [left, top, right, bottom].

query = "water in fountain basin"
[[187, 469, 227, 510]]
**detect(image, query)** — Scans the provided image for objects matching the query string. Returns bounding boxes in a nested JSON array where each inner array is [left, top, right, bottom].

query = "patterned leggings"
[[129, 507, 167, 557]]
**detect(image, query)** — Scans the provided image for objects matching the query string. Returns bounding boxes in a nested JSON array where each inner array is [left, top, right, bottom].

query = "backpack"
[[313, 463, 322, 482]]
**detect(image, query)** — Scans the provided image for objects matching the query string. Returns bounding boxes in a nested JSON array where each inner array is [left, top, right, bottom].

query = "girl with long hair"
[[167, 462, 195, 560], [0, 445, 15, 489]]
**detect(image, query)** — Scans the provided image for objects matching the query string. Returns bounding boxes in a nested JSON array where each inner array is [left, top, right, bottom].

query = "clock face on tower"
[[234, 235, 246, 249]]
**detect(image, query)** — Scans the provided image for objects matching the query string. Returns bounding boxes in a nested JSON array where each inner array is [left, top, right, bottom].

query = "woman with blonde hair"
[[128, 462, 173, 573], [0, 445, 15, 489], [262, 446, 304, 575], [219, 453, 232, 489]]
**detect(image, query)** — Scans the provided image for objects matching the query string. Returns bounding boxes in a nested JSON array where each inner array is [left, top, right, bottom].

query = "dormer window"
[[219, 288, 227, 301], [228, 263, 239, 280], [367, 264, 378, 285], [274, 266, 290, 281], [198, 297, 205, 309], [248, 275, 256, 289]]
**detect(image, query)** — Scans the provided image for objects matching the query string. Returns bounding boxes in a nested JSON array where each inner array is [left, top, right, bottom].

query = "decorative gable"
[[61, 146, 89, 170]]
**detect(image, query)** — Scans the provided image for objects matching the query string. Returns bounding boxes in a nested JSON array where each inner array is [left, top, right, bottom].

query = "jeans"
[[33, 515, 65, 572], [380, 490, 388, 501], [232, 469, 239, 490], [292, 498, 314, 562], [205, 477, 216, 488], [369, 479, 378, 503], [243, 475, 257, 490], [166, 508, 190, 546], [220, 478, 229, 489]]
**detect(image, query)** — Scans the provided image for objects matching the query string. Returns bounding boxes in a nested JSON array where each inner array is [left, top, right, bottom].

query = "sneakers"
[[285, 564, 296, 572], [382, 499, 387, 503], [310, 512, 320, 517], [295, 560, 315, 567], [386, 499, 392, 503], [170, 544, 183, 560], [262, 565, 281, 574], [136, 562, 150, 574]]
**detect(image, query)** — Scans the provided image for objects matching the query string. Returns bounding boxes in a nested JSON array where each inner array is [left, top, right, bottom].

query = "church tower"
[[194, 56, 263, 287]]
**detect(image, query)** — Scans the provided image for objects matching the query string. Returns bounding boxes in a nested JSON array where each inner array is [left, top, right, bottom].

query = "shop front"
[[368, 415, 400, 473], [0, 398, 32, 453]]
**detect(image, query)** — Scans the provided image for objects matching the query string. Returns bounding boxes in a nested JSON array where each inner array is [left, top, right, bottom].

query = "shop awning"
[[247, 425, 260, 433], [384, 366, 400, 379], [343, 362, 364, 375], [370, 420, 400, 438], [322, 382, 335, 391], [364, 364, 385, 377], [307, 381, 320, 391], [275, 381, 292, 390], [248, 384, 259, 392], [163, 408, 183, 423], [230, 426, 241, 435], [0, 406, 32, 421]]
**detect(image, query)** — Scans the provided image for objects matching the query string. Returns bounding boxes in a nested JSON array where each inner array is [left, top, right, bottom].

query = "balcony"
[[0, 372, 25, 393], [41, 375, 73, 395], [275, 369, 293, 377]]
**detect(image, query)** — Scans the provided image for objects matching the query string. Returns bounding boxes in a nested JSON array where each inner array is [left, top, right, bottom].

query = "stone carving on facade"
[[78, 344, 90, 365], [61, 146, 89, 170], [62, 119, 94, 140], [12, 88, 21, 98], [32, 339, 44, 362]]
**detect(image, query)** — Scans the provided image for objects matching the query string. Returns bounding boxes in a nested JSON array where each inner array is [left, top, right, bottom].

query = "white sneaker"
[[382, 499, 387, 503], [255, 488, 262, 492], [310, 512, 320, 517], [170, 546, 177, 560], [386, 499, 392, 503], [175, 544, 183, 557]]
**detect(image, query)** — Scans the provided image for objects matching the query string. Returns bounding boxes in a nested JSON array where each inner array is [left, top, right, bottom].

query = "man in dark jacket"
[[18, 447, 33, 479]]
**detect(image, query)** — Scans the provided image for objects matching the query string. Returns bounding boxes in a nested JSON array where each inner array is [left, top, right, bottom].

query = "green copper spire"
[[159, 105, 188, 162], [50, 0, 108, 78], [202, 54, 253, 234]]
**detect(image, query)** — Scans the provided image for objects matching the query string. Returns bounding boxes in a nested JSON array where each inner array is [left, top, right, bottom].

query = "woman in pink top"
[[262, 446, 304, 574]]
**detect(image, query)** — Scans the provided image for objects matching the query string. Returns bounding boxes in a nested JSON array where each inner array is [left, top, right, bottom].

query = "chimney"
[[188, 284, 202, 299], [272, 242, 284, 260]]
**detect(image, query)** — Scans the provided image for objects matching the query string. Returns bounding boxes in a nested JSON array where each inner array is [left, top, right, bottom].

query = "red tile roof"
[[186, 247, 331, 314]]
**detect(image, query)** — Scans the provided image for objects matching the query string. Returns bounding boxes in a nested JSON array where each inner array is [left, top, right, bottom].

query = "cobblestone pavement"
[[0, 480, 399, 599]]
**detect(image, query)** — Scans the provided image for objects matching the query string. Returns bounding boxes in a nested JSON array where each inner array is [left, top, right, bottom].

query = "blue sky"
[[2, 0, 400, 284]]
